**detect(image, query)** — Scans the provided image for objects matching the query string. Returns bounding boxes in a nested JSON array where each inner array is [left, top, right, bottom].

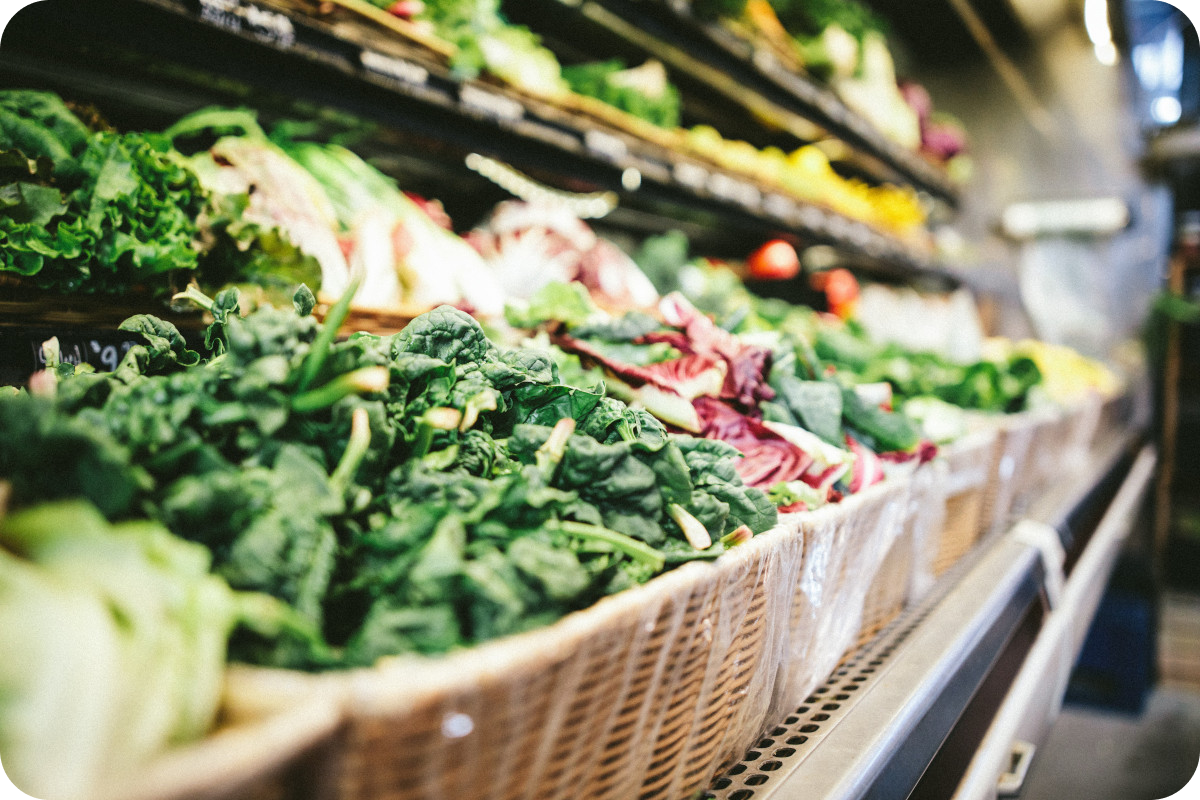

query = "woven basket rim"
[[778, 470, 910, 530], [940, 425, 999, 456], [225, 515, 799, 715]]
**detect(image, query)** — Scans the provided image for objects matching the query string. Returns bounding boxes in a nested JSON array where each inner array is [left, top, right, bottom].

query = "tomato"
[[823, 268, 859, 310], [809, 267, 859, 319], [386, 0, 424, 18], [746, 239, 800, 280]]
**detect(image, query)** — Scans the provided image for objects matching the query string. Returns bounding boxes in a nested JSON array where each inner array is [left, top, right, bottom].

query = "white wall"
[[898, 11, 1174, 358]]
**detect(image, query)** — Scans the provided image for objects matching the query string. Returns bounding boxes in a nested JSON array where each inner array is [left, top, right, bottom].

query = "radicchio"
[[845, 435, 886, 493], [693, 397, 813, 488], [657, 293, 775, 411]]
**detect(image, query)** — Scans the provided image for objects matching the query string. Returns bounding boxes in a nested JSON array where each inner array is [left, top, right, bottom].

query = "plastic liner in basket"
[[925, 427, 999, 580], [224, 523, 803, 800], [897, 456, 950, 607], [974, 410, 1044, 538], [1064, 391, 1105, 468], [768, 475, 911, 718], [1011, 404, 1083, 517], [856, 461, 944, 650]]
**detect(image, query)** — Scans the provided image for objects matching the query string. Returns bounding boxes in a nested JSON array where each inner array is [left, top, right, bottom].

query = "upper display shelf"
[[0, 0, 955, 276], [510, 0, 962, 206]]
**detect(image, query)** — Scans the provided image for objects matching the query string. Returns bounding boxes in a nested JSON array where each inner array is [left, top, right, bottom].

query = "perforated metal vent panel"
[[703, 599, 939, 799]]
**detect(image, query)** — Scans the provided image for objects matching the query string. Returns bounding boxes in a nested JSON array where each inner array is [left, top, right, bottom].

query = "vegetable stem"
[[330, 407, 371, 495], [296, 277, 360, 394], [668, 503, 712, 549], [172, 283, 215, 313], [40, 337, 61, 370], [536, 417, 576, 479], [720, 525, 754, 548], [411, 407, 463, 459], [291, 366, 389, 413], [558, 520, 665, 572]]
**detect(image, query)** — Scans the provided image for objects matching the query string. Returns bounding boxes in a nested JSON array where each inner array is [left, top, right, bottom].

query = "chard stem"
[[669, 503, 712, 550], [720, 524, 754, 548], [172, 283, 215, 313], [558, 520, 665, 572], [411, 407, 462, 459]]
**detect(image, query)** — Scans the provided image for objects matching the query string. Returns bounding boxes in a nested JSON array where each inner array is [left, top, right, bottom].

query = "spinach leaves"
[[0, 286, 775, 669]]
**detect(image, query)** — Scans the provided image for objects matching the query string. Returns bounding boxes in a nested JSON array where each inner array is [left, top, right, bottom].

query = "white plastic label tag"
[[1012, 520, 1066, 608]]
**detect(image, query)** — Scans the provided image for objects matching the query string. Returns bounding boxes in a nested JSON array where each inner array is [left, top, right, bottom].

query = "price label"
[[752, 48, 779, 75], [673, 162, 709, 191], [459, 85, 524, 122], [584, 130, 628, 161], [763, 193, 796, 220], [708, 173, 761, 208], [360, 50, 429, 87], [845, 221, 872, 247], [798, 204, 828, 232], [862, 235, 886, 258], [789, 75, 819, 104], [198, 0, 295, 48], [826, 214, 852, 239], [29, 337, 135, 373]]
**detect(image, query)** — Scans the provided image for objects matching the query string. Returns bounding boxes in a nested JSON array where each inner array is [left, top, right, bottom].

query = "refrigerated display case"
[[0, 0, 1173, 798]]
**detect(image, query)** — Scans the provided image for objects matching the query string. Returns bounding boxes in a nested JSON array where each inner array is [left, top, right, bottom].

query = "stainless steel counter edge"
[[766, 532, 1045, 800], [950, 445, 1158, 800]]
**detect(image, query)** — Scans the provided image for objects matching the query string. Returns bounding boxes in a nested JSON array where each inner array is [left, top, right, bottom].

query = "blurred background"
[[857, 2, 1200, 796]]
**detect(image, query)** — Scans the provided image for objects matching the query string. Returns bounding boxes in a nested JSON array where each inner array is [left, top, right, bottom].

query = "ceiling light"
[[1152, 95, 1183, 124], [1085, 0, 1118, 65]]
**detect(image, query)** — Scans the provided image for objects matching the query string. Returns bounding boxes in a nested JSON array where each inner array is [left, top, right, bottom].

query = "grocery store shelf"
[[509, 0, 961, 206], [706, 428, 1151, 800], [0, 0, 944, 273]]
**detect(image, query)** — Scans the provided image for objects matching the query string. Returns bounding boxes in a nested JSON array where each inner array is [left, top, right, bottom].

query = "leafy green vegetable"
[[562, 59, 682, 128], [0, 91, 210, 296], [0, 499, 287, 799], [840, 387, 920, 453], [632, 230, 691, 296], [0, 91, 89, 181], [766, 375, 844, 444], [505, 281, 599, 330], [769, 0, 886, 41], [377, 0, 567, 94], [1, 288, 775, 670], [0, 91, 476, 308]]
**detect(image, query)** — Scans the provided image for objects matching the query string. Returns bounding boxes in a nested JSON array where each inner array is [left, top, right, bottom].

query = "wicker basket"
[[855, 522, 914, 650], [856, 460, 948, 648], [1065, 391, 1105, 463], [222, 522, 803, 800], [974, 411, 1046, 539], [1009, 406, 1077, 517], [929, 428, 1000, 578], [770, 476, 911, 716]]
